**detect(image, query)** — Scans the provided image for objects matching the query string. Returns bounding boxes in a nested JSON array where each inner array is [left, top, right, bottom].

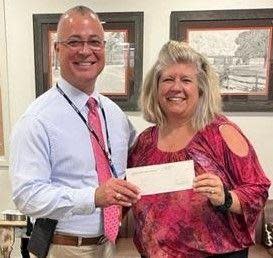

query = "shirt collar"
[[57, 77, 100, 111]]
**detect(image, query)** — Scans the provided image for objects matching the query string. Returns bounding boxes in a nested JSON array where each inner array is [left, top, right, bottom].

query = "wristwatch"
[[214, 186, 233, 213]]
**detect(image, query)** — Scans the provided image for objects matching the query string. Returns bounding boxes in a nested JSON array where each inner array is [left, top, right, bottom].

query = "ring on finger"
[[115, 193, 122, 200], [210, 189, 215, 194]]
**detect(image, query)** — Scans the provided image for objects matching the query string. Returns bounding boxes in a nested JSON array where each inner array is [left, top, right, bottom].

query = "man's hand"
[[95, 178, 141, 207]]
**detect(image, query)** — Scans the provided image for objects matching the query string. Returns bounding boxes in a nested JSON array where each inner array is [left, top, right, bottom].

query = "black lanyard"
[[56, 83, 118, 178]]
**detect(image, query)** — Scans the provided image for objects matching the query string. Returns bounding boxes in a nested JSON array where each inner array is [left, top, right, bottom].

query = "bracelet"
[[214, 186, 233, 213]]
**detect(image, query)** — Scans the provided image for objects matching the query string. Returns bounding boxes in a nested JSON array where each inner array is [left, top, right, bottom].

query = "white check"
[[126, 160, 194, 195]]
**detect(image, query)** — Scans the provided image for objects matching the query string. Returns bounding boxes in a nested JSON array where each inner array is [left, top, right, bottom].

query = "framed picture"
[[33, 12, 143, 111], [170, 9, 273, 112]]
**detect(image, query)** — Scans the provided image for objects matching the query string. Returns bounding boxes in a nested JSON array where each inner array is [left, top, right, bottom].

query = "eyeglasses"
[[57, 39, 106, 51]]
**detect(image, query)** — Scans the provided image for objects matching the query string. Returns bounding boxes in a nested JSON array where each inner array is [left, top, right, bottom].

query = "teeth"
[[76, 62, 94, 66], [167, 97, 184, 101], [79, 62, 91, 66]]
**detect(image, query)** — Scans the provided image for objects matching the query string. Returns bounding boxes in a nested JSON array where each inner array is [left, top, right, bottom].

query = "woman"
[[128, 41, 270, 258]]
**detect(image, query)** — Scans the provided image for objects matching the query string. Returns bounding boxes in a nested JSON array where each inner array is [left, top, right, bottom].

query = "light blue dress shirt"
[[10, 78, 136, 237]]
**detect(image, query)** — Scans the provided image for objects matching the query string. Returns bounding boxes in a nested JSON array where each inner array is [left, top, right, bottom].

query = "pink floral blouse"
[[128, 115, 270, 258]]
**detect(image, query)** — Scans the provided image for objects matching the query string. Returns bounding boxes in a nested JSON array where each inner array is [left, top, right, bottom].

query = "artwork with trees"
[[189, 28, 270, 95]]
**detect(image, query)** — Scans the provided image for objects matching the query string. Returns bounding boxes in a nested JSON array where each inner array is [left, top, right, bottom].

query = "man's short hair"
[[57, 5, 100, 40]]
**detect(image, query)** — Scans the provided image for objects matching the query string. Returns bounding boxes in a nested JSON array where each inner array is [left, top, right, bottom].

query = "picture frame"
[[33, 12, 143, 111], [170, 9, 273, 112]]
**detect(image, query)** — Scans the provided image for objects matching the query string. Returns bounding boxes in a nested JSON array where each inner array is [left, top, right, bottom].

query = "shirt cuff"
[[71, 187, 96, 215]]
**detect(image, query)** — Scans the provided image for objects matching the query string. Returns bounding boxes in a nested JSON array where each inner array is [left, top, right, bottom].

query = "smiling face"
[[55, 12, 105, 94], [158, 62, 200, 122]]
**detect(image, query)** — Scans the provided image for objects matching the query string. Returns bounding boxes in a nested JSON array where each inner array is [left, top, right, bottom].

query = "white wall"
[[0, 0, 10, 166], [1, 0, 273, 211]]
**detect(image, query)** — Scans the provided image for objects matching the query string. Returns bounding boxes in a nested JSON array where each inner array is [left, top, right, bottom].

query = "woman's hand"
[[193, 173, 225, 206]]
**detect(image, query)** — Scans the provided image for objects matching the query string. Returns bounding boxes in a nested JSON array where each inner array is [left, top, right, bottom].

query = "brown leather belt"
[[52, 234, 106, 246]]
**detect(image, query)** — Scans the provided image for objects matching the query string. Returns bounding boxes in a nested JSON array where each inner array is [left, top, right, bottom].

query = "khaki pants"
[[30, 241, 115, 258]]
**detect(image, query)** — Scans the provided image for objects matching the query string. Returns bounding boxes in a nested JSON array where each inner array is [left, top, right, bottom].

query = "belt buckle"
[[97, 235, 107, 245]]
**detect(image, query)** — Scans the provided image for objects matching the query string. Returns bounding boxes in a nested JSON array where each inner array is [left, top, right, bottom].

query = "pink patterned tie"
[[87, 97, 120, 243]]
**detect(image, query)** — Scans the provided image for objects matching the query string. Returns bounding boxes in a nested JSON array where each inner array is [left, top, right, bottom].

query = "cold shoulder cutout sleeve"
[[217, 121, 270, 244]]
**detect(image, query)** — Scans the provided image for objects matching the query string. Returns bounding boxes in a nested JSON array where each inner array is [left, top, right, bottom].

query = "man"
[[10, 6, 140, 258]]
